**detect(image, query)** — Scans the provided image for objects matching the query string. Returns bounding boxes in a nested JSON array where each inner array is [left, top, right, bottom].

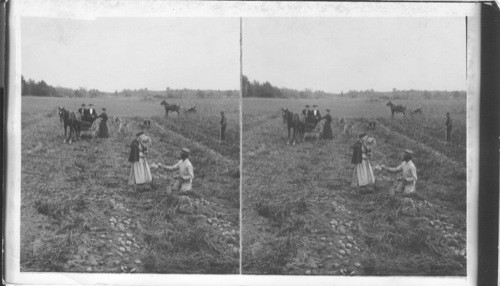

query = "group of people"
[[77, 103, 109, 138], [125, 109, 231, 192], [128, 131, 194, 194], [351, 133, 418, 195], [301, 104, 334, 140], [78, 103, 98, 122], [301, 104, 322, 126]]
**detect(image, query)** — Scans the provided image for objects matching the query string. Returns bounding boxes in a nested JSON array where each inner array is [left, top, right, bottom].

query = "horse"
[[160, 100, 180, 117], [281, 108, 304, 145], [58, 107, 79, 143], [386, 101, 406, 117]]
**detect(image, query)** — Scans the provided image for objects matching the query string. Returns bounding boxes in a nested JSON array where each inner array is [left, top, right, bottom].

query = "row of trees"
[[21, 76, 103, 98], [21, 76, 239, 99], [242, 75, 466, 100], [21, 76, 61, 97]]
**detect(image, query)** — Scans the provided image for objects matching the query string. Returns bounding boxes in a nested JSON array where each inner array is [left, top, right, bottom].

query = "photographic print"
[[241, 17, 467, 276], [20, 16, 240, 274]]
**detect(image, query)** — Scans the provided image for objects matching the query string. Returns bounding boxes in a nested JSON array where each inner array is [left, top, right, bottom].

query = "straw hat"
[[181, 148, 190, 156]]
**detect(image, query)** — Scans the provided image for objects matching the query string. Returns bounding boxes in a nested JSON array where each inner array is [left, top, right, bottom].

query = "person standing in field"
[[445, 112, 452, 143], [302, 105, 313, 124], [160, 148, 194, 194], [302, 105, 310, 117], [312, 105, 321, 125], [321, 109, 333, 140], [78, 103, 86, 116], [128, 132, 152, 185], [351, 133, 375, 188], [88, 103, 98, 120], [220, 111, 227, 141], [381, 149, 417, 195], [96, 108, 109, 138]]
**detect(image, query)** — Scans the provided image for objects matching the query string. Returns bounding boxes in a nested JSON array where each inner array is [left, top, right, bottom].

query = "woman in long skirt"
[[321, 109, 333, 139], [128, 132, 152, 185], [351, 133, 375, 187], [97, 108, 109, 138]]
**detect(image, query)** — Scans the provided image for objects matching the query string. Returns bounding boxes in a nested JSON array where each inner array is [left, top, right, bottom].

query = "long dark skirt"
[[323, 122, 333, 139], [98, 121, 109, 138]]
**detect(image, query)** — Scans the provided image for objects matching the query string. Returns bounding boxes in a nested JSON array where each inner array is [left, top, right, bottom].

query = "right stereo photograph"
[[241, 17, 467, 276]]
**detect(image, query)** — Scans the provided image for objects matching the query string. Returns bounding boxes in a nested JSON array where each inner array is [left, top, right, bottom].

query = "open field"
[[21, 96, 240, 273], [242, 97, 467, 275]]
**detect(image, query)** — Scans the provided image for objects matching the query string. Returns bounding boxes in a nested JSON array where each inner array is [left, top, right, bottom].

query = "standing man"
[[88, 104, 98, 121], [78, 103, 86, 116], [302, 105, 312, 125], [78, 103, 87, 122], [220, 111, 227, 141], [160, 148, 194, 194], [445, 112, 452, 143], [312, 105, 322, 125], [302, 104, 310, 117], [381, 149, 417, 195]]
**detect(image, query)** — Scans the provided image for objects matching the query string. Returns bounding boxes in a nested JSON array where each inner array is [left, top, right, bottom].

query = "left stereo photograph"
[[19, 17, 241, 274]]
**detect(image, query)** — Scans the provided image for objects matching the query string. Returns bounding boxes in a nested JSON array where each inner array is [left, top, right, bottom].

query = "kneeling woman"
[[128, 132, 152, 185]]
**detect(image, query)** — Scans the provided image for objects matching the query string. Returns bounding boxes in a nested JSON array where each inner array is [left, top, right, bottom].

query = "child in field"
[[159, 148, 194, 194], [381, 149, 417, 195]]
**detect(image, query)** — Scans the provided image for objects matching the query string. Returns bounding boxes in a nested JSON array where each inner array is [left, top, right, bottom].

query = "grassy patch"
[[243, 236, 299, 274]]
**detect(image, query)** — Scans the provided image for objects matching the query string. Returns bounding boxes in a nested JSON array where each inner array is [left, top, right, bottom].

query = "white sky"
[[21, 17, 240, 92], [243, 17, 466, 93]]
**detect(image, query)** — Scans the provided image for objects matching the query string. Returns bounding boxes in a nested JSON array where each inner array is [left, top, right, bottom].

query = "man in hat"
[[445, 112, 452, 143], [302, 105, 313, 125], [382, 149, 417, 194], [160, 148, 194, 193], [312, 105, 322, 125], [220, 111, 227, 141], [78, 103, 86, 116], [302, 105, 310, 117], [87, 104, 98, 121]]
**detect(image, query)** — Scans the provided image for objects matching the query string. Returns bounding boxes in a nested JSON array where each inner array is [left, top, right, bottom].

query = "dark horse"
[[58, 107, 80, 143], [281, 108, 305, 145], [160, 100, 180, 117], [386, 101, 406, 117]]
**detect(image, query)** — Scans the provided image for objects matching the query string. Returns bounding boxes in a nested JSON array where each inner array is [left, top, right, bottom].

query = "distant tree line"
[[22, 76, 102, 98], [21, 76, 61, 97], [21, 75, 239, 99], [242, 75, 466, 100]]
